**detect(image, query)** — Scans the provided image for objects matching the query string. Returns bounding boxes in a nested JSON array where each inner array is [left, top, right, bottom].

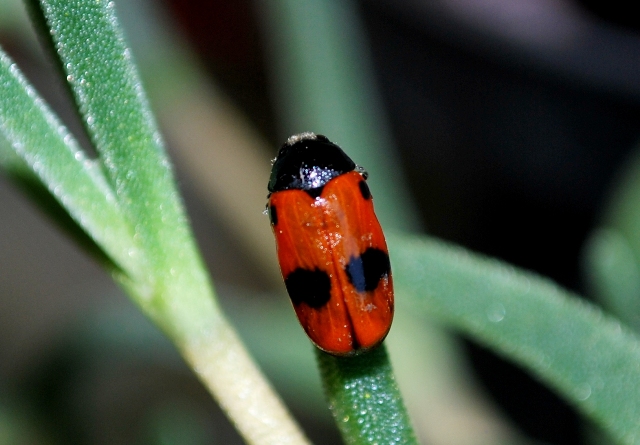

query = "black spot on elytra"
[[285, 268, 332, 308], [358, 180, 371, 200], [268, 205, 278, 226], [345, 248, 390, 292]]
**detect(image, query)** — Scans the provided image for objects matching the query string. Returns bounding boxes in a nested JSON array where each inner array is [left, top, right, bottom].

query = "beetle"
[[267, 132, 394, 355]]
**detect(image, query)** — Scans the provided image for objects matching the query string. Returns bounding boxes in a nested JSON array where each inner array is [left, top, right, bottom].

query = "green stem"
[[316, 345, 418, 445]]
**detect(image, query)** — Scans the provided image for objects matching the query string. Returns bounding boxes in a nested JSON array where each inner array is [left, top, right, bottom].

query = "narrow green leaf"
[[391, 233, 640, 445], [602, 149, 640, 259], [0, 48, 138, 276], [317, 346, 418, 445], [583, 229, 640, 330], [31, 0, 213, 337], [582, 148, 640, 330]]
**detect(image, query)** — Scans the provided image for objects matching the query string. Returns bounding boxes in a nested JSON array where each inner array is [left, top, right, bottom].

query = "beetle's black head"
[[268, 133, 356, 195]]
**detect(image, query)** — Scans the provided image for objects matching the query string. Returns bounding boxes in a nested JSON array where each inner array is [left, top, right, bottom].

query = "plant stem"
[[181, 315, 312, 445]]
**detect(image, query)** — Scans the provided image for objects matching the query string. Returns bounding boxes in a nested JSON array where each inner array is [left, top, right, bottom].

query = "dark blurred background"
[[1, 0, 639, 444]]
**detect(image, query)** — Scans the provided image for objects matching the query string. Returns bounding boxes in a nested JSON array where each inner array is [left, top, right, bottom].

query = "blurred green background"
[[1, 0, 639, 444]]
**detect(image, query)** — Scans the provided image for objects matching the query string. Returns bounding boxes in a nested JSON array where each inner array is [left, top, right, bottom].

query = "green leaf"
[[317, 346, 418, 445], [391, 233, 640, 445], [30, 0, 214, 337], [0, 48, 138, 276], [582, 148, 640, 331], [583, 229, 640, 330]]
